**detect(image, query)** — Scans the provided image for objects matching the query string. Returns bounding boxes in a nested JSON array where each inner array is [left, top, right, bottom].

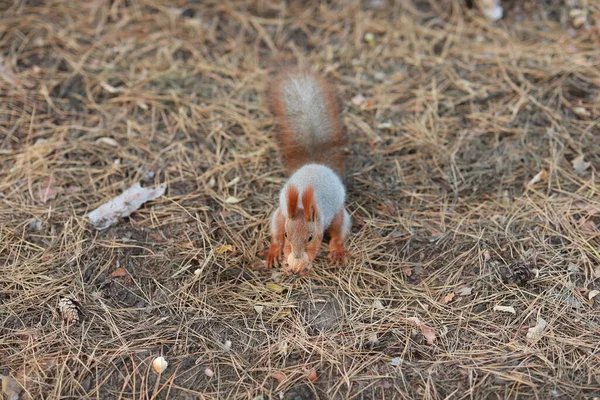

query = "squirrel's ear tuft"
[[286, 185, 299, 218], [302, 186, 318, 222]]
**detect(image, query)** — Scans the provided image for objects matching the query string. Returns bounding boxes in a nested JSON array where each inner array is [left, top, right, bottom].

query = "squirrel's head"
[[283, 185, 323, 275]]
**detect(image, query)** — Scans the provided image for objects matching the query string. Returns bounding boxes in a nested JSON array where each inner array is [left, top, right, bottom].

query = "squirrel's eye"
[[308, 234, 313, 242], [284, 232, 288, 239]]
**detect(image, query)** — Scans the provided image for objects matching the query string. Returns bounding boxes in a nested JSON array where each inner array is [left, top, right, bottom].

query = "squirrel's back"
[[267, 69, 347, 176]]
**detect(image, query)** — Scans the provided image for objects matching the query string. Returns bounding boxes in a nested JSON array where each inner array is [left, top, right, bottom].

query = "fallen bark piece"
[[86, 183, 166, 230]]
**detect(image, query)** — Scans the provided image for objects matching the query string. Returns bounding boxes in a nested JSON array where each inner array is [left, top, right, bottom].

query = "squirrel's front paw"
[[264, 243, 283, 268], [328, 246, 349, 265]]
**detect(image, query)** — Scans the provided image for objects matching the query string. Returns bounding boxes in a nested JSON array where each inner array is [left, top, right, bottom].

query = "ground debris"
[[85, 182, 166, 230]]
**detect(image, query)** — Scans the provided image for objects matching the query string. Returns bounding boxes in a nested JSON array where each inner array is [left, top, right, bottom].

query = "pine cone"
[[503, 262, 532, 286], [58, 297, 81, 324]]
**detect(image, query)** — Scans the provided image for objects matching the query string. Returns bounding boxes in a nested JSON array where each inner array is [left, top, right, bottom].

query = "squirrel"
[[263, 68, 351, 276]]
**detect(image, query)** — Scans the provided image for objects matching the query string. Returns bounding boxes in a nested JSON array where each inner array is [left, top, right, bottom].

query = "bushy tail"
[[266, 68, 347, 176]]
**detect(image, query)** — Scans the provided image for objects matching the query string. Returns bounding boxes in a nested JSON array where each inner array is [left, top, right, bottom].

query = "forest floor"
[[1, 0, 600, 399]]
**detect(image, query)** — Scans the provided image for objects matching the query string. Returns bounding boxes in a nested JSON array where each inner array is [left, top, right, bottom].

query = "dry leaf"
[[152, 356, 168, 374], [95, 137, 119, 147], [456, 286, 473, 296], [100, 81, 125, 93], [588, 290, 599, 300], [440, 292, 455, 305], [377, 121, 394, 130], [481, 0, 503, 21], [222, 340, 232, 352], [110, 268, 128, 278], [37, 177, 62, 203], [226, 177, 240, 187], [367, 332, 378, 344], [278, 342, 288, 355], [216, 244, 233, 254], [351, 94, 366, 105], [373, 299, 385, 309], [526, 317, 548, 340], [306, 369, 318, 383], [225, 196, 243, 204], [194, 268, 202, 277], [389, 357, 402, 366], [406, 316, 436, 345], [273, 310, 291, 320], [525, 170, 547, 188], [86, 183, 166, 230], [204, 367, 214, 378], [572, 106, 590, 118], [1, 374, 22, 400], [572, 155, 591, 174], [254, 305, 264, 315], [266, 282, 284, 293], [270, 371, 286, 382], [493, 305, 516, 314]]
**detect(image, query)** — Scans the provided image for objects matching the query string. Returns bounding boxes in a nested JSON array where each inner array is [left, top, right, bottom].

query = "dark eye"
[[284, 232, 288, 239], [308, 234, 313, 242]]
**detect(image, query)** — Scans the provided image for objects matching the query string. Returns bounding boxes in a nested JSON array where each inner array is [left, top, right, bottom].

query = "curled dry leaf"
[[493, 305, 516, 314], [86, 183, 166, 230], [152, 356, 168, 374], [270, 371, 286, 382], [226, 177, 240, 187], [225, 196, 243, 204], [389, 356, 402, 367], [253, 305, 264, 315], [37, 177, 63, 203], [273, 309, 291, 320], [588, 290, 599, 300], [572, 106, 590, 118], [216, 244, 233, 254], [351, 94, 366, 106], [95, 137, 119, 147], [367, 332, 378, 344], [100, 81, 125, 93], [456, 286, 473, 296], [481, 0, 503, 21], [572, 155, 591, 174], [204, 367, 214, 378], [222, 340, 232, 352], [526, 170, 547, 188], [1, 374, 22, 400], [266, 282, 284, 293], [526, 317, 548, 340], [406, 316, 436, 345], [306, 369, 318, 383], [440, 292, 455, 305], [278, 342, 288, 355], [110, 268, 128, 278]]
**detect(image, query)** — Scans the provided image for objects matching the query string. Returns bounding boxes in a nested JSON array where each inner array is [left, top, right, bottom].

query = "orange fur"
[[266, 68, 347, 177], [327, 207, 350, 265], [301, 186, 316, 222], [286, 185, 299, 218]]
